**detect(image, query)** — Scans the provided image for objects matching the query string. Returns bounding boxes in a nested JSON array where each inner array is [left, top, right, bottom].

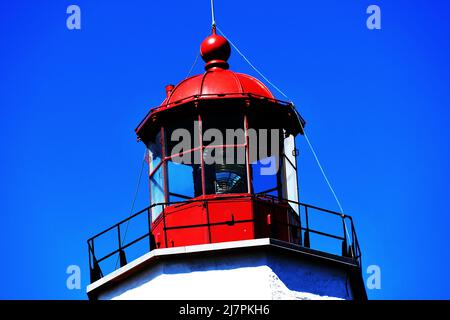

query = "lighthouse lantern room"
[[135, 30, 304, 249]]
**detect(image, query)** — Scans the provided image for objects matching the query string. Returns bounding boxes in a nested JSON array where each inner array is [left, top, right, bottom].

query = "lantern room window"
[[248, 127, 299, 210], [146, 107, 300, 221], [167, 161, 196, 201], [203, 147, 248, 195], [147, 131, 164, 220], [148, 131, 162, 171], [251, 157, 279, 196], [164, 116, 200, 202], [202, 111, 248, 195]]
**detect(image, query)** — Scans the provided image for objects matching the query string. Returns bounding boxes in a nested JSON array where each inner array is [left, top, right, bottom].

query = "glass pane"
[[148, 131, 162, 172], [282, 134, 299, 214], [167, 156, 197, 202], [252, 156, 279, 196], [202, 110, 245, 146], [149, 166, 165, 221], [165, 115, 199, 161], [203, 146, 248, 195], [248, 125, 282, 196]]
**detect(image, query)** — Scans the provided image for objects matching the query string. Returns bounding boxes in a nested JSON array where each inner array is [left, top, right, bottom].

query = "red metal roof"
[[135, 30, 305, 140], [159, 31, 275, 107], [162, 69, 275, 106]]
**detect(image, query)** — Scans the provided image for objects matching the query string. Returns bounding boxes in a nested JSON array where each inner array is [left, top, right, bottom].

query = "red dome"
[[158, 31, 275, 107], [163, 69, 275, 106], [136, 30, 304, 141]]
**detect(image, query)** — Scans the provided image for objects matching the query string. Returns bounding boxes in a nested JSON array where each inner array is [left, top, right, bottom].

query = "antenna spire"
[[210, 0, 216, 33]]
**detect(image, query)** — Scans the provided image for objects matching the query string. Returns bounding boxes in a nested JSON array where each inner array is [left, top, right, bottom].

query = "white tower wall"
[[88, 239, 360, 300]]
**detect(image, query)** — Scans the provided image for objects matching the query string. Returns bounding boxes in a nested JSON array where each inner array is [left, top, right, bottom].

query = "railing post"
[[162, 204, 168, 248], [88, 239, 92, 274], [297, 211, 302, 246], [304, 206, 310, 248], [88, 240, 93, 282], [351, 219, 360, 265], [351, 219, 356, 261], [147, 208, 156, 251], [341, 216, 349, 257], [117, 224, 127, 268], [204, 200, 212, 244], [89, 240, 102, 283]]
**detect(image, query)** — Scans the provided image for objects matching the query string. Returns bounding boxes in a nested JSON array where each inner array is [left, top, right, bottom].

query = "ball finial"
[[200, 32, 231, 70]]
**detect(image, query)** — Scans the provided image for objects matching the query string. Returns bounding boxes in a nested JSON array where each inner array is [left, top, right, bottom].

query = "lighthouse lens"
[[203, 148, 248, 195], [213, 164, 247, 194]]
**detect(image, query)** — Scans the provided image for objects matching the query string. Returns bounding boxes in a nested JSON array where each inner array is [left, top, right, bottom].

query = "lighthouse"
[[86, 27, 367, 300]]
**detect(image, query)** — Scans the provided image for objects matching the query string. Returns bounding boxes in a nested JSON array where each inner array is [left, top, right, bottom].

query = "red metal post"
[[160, 127, 169, 248], [244, 113, 253, 194]]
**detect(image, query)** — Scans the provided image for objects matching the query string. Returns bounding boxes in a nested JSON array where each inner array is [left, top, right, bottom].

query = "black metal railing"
[[87, 194, 362, 283], [258, 194, 362, 265]]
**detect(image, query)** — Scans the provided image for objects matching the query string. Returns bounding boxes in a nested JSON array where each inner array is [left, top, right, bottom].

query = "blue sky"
[[1, 0, 450, 299]]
